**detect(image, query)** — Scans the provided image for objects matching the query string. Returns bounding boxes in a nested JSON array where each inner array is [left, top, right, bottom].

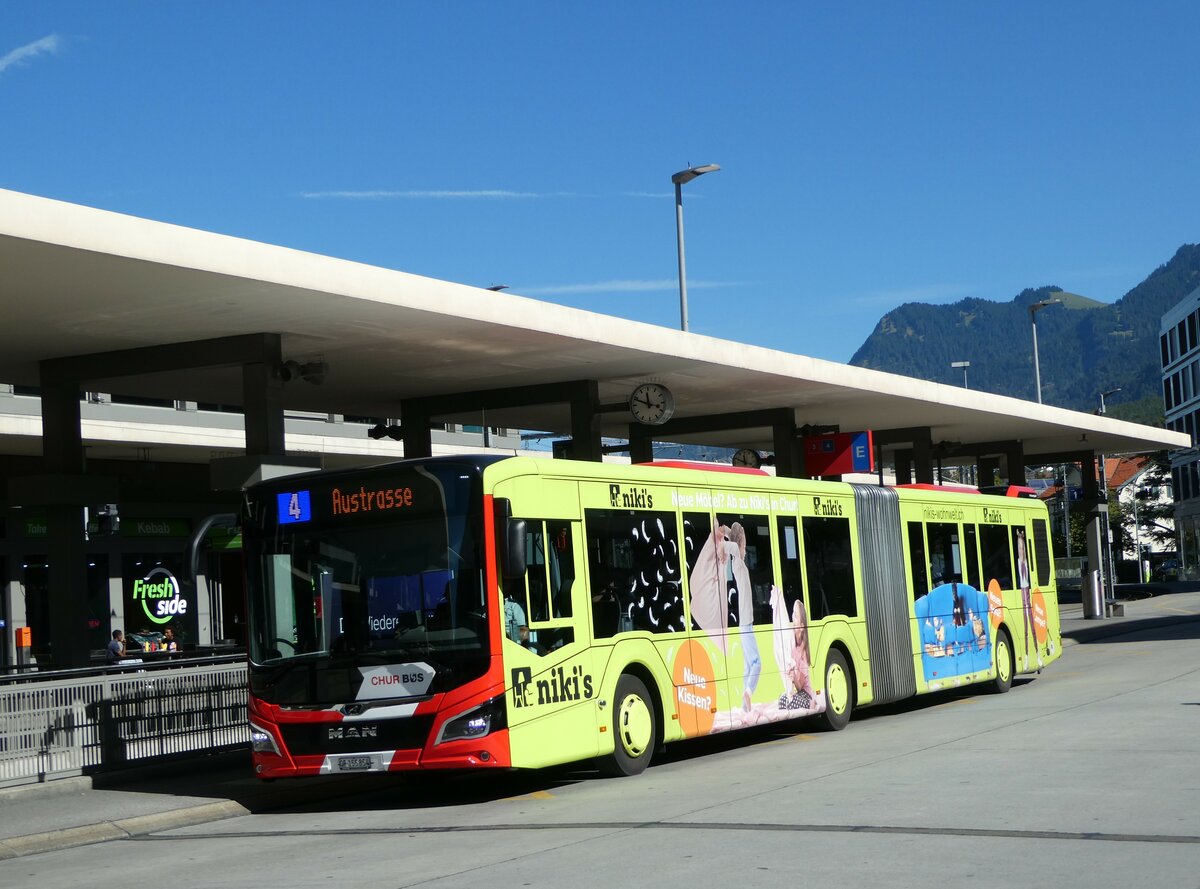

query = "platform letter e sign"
[[511, 667, 533, 708]]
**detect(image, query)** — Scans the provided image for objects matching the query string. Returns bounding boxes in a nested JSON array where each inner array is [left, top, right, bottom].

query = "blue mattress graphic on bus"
[[914, 582, 991, 682]]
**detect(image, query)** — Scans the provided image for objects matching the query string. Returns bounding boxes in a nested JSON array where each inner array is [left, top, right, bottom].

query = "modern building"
[[1160, 286, 1200, 578]]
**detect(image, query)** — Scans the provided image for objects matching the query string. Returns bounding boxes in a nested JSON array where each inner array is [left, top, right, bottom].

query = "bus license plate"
[[337, 756, 375, 772]]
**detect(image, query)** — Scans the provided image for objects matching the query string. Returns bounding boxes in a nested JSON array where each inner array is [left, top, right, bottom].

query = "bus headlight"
[[436, 696, 506, 744], [249, 721, 281, 756]]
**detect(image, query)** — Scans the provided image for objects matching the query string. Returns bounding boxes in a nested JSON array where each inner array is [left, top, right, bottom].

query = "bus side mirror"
[[494, 498, 527, 580], [506, 519, 527, 581]]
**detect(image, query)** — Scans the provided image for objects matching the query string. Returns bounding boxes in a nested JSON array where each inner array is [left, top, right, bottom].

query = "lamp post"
[[672, 163, 720, 332], [1028, 298, 1059, 403], [1097, 387, 1121, 600], [1099, 387, 1120, 415], [951, 360, 970, 389]]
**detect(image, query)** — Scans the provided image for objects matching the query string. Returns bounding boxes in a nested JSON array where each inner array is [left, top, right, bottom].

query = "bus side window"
[[927, 521, 962, 587], [524, 523, 549, 623], [586, 508, 684, 638], [978, 524, 1014, 589], [962, 524, 982, 590], [514, 520, 578, 655], [907, 521, 929, 598], [1031, 519, 1052, 586], [716, 512, 774, 626], [803, 515, 858, 620], [546, 521, 575, 619], [1011, 526, 1031, 590], [682, 511, 715, 636], [776, 516, 804, 618]]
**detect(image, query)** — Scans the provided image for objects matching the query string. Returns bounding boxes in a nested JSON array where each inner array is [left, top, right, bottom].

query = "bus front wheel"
[[598, 674, 657, 777], [815, 649, 853, 732]]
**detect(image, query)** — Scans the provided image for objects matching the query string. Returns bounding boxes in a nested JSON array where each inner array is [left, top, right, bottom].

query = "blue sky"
[[3, 3, 1199, 362]]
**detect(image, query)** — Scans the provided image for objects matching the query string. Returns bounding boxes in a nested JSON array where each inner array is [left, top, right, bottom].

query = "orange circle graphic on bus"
[[987, 578, 1004, 630], [672, 639, 716, 737], [1031, 590, 1048, 645]]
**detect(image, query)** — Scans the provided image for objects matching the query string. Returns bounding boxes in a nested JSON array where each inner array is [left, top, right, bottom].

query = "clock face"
[[732, 448, 761, 469], [629, 383, 675, 426]]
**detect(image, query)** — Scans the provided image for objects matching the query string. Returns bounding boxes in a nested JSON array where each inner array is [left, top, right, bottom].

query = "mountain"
[[848, 244, 1200, 414]]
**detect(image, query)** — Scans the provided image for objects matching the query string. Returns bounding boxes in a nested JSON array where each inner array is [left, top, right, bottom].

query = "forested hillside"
[[848, 244, 1200, 415]]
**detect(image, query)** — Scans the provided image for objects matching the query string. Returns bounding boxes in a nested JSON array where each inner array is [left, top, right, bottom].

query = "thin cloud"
[[523, 279, 741, 296], [0, 34, 62, 76], [299, 189, 676, 200], [299, 189, 544, 200]]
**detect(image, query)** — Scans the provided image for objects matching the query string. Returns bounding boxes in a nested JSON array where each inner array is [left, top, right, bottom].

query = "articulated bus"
[[242, 456, 1061, 779]]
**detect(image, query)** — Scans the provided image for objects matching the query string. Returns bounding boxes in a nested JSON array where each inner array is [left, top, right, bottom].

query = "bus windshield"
[[243, 462, 489, 685]]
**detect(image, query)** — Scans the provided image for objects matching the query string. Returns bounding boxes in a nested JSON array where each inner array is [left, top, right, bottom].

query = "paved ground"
[[3, 586, 1199, 863]]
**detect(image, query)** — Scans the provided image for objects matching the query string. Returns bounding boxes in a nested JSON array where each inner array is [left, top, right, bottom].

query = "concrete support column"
[[912, 430, 934, 484], [400, 403, 433, 460], [41, 374, 89, 669], [1002, 443, 1028, 486], [772, 414, 799, 478], [242, 336, 285, 457], [627, 429, 653, 465], [569, 380, 602, 463]]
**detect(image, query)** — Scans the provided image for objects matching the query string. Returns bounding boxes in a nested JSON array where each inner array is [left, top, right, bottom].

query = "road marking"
[[150, 819, 1200, 846], [502, 790, 556, 802]]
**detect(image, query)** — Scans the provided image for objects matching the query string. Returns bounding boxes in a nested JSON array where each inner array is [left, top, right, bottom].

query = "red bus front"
[[241, 457, 511, 778]]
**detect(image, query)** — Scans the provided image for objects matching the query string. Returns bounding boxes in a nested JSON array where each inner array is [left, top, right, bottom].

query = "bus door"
[[503, 517, 602, 768], [1009, 519, 1048, 671]]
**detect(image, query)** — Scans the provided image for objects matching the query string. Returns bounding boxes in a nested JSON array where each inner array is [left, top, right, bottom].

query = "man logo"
[[327, 725, 378, 740]]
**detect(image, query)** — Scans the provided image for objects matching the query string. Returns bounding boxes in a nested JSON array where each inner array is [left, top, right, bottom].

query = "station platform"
[[3, 587, 1199, 861]]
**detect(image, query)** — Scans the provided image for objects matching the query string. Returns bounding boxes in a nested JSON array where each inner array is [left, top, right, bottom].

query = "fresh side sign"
[[132, 567, 189, 625]]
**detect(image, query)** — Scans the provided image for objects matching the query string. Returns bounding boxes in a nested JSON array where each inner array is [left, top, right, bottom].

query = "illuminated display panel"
[[277, 490, 312, 524]]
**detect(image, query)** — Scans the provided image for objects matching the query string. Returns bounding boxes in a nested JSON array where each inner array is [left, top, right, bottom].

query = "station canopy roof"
[[0, 188, 1186, 462]]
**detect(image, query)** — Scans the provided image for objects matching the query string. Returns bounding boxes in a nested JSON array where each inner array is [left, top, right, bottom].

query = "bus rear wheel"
[[598, 674, 657, 777], [814, 649, 853, 732], [990, 628, 1014, 694]]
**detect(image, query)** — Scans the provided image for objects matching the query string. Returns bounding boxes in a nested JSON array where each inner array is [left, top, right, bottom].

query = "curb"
[[0, 800, 249, 860], [0, 770, 393, 860], [1060, 612, 1200, 647]]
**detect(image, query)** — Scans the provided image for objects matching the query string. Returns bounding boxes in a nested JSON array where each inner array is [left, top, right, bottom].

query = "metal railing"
[[0, 656, 248, 787]]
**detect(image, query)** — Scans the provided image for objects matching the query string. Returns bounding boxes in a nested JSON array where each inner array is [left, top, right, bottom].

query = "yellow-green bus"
[[243, 455, 1061, 779]]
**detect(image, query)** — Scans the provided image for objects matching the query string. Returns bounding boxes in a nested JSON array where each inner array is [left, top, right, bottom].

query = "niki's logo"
[[510, 665, 594, 708]]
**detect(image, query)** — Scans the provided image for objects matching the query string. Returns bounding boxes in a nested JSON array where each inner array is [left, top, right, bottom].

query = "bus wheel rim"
[[827, 663, 848, 715], [997, 637, 1011, 683], [618, 693, 653, 757]]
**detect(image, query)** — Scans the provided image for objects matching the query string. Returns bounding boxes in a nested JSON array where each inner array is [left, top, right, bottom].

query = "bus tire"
[[598, 674, 657, 777], [815, 648, 853, 732], [990, 628, 1014, 694]]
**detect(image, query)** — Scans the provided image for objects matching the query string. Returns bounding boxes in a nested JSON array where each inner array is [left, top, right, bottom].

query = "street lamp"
[[951, 360, 970, 389], [1098, 387, 1121, 415], [672, 163, 720, 332], [1097, 387, 1121, 602], [1028, 298, 1059, 403]]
